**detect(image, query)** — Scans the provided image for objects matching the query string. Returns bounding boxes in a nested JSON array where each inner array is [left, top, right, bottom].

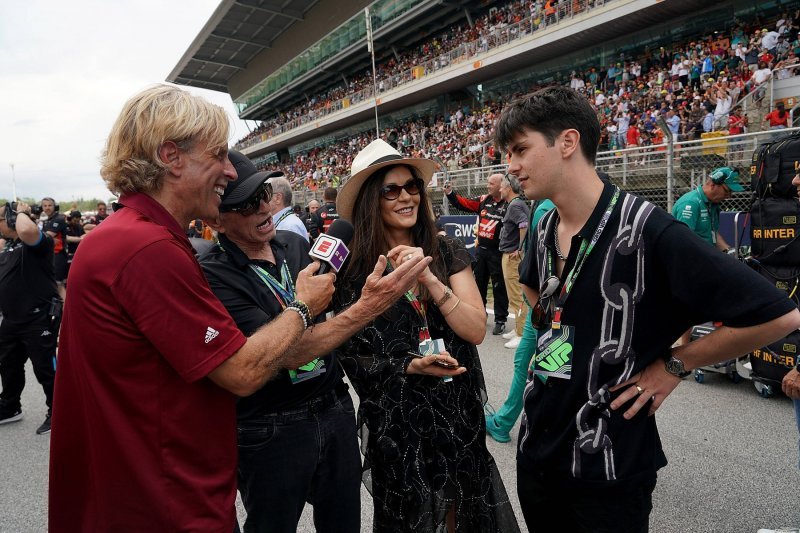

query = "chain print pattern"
[[518, 208, 558, 453], [516, 194, 656, 481], [571, 194, 654, 480]]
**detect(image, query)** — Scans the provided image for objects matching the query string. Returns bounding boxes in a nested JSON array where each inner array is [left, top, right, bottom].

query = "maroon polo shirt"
[[49, 192, 247, 531]]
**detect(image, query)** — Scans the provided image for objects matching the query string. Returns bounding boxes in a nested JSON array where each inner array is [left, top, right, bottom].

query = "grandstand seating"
[[230, 3, 800, 194]]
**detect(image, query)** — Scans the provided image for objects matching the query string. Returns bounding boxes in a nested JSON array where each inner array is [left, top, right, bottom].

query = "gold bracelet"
[[442, 298, 461, 317], [434, 286, 453, 307]]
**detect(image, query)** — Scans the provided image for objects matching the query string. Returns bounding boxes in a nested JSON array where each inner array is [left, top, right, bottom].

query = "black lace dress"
[[333, 235, 519, 532]]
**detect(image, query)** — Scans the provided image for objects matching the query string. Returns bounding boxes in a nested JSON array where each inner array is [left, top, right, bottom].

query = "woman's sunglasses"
[[221, 182, 273, 216], [530, 275, 560, 330], [381, 179, 423, 201]]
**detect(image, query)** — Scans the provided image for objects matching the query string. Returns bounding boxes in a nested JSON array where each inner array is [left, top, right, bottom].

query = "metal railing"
[[286, 127, 798, 213], [593, 128, 794, 213], [236, 0, 610, 151]]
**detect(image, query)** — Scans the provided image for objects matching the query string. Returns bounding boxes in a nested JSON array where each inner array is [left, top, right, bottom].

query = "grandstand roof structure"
[[168, 0, 481, 107], [168, 0, 322, 93]]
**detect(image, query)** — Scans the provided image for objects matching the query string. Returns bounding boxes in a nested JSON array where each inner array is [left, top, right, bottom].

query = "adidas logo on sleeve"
[[204, 327, 219, 344]]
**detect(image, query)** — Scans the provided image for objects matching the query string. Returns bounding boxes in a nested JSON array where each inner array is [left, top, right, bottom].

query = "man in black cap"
[[199, 150, 429, 532]]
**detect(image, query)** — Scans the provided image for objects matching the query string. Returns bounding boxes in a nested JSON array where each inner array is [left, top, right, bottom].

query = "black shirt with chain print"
[[518, 181, 795, 490]]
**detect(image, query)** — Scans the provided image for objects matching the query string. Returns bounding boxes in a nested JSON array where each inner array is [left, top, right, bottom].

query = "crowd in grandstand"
[[235, 0, 560, 149], [235, 6, 800, 193]]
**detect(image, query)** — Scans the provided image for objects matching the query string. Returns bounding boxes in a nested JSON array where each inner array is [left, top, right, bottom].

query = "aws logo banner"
[[438, 215, 479, 256]]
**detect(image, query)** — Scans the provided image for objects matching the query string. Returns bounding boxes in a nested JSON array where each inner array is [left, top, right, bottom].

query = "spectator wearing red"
[[48, 85, 337, 532], [728, 106, 749, 134], [765, 101, 790, 129]]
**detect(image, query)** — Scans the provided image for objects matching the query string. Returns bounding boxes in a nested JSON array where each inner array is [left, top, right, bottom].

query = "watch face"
[[666, 357, 685, 376]]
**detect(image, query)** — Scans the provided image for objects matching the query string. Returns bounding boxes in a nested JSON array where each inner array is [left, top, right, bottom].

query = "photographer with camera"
[[0, 201, 60, 435]]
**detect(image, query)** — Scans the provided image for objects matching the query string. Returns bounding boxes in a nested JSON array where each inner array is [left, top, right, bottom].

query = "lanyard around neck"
[[276, 209, 294, 226], [546, 187, 620, 313], [249, 260, 295, 309], [385, 258, 431, 342]]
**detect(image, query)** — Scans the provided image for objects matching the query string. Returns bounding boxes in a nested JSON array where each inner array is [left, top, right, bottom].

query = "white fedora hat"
[[336, 139, 437, 222]]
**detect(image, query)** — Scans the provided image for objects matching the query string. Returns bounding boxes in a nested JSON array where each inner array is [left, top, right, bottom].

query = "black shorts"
[[54, 253, 68, 283]]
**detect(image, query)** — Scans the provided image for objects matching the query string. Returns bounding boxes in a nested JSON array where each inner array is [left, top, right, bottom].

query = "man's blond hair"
[[100, 84, 230, 195]]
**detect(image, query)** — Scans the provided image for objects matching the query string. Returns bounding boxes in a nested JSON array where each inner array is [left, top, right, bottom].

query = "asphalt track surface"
[[3, 316, 799, 532]]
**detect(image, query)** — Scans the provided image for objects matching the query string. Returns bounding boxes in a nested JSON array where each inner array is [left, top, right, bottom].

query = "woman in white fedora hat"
[[332, 139, 519, 532]]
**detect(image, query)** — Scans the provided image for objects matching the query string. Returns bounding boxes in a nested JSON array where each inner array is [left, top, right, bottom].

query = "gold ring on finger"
[[635, 385, 644, 394]]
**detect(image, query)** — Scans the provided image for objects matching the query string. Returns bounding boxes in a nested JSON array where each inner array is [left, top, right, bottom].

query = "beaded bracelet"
[[285, 299, 313, 330], [435, 286, 453, 307], [284, 307, 308, 329]]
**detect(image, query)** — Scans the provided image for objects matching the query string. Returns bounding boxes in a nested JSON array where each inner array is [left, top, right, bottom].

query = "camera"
[[31, 205, 43, 217], [4, 201, 17, 230]]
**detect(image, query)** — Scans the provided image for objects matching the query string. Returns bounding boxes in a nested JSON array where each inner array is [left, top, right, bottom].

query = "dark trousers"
[[474, 246, 508, 323], [517, 464, 656, 533], [237, 387, 361, 533], [0, 313, 57, 411]]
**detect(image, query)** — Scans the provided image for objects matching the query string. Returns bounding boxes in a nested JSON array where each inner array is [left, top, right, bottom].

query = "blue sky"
[[0, 0, 251, 202]]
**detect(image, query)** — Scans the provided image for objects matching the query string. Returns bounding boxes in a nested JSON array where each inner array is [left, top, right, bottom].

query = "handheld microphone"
[[309, 219, 354, 275]]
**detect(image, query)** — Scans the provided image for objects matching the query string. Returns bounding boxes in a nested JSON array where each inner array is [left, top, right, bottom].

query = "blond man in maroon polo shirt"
[[48, 85, 429, 531]]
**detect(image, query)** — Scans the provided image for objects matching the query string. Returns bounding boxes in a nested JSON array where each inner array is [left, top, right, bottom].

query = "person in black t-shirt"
[[495, 86, 800, 532], [0, 201, 60, 435], [311, 187, 340, 234], [302, 199, 321, 241], [199, 151, 430, 533], [83, 202, 109, 232], [64, 211, 85, 278], [41, 197, 68, 300]]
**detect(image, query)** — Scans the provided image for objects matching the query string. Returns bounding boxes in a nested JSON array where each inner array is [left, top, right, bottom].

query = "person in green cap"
[[672, 166, 744, 345], [671, 166, 744, 251]]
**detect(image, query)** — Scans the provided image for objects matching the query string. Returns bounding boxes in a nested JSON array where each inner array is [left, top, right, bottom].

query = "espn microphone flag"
[[309, 234, 350, 273]]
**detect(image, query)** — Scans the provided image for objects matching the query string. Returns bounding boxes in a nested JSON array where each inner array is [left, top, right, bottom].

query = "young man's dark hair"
[[495, 86, 601, 163]]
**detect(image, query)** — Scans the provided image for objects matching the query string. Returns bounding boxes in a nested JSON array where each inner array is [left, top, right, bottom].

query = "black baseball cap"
[[221, 150, 283, 208]]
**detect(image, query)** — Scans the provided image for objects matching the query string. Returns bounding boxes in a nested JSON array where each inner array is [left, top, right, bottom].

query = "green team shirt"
[[671, 186, 719, 246]]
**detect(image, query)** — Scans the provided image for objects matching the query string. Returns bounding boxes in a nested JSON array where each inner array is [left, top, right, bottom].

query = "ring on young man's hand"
[[635, 385, 644, 394]]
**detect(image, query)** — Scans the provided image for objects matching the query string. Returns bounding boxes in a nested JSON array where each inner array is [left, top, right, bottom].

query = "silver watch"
[[665, 356, 691, 378]]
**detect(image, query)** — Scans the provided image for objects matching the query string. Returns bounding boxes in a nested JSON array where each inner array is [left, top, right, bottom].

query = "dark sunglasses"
[[381, 179, 423, 200], [530, 276, 560, 330], [221, 182, 273, 216]]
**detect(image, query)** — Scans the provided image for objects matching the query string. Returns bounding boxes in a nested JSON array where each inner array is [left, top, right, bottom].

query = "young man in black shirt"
[[495, 86, 800, 532], [199, 151, 431, 532], [0, 201, 60, 434]]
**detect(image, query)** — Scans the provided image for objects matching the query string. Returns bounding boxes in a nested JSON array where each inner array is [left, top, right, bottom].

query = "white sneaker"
[[504, 335, 521, 349], [502, 331, 516, 340]]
